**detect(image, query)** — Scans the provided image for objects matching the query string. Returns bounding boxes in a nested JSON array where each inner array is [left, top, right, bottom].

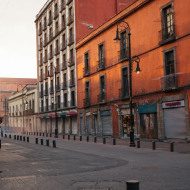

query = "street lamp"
[[47, 65, 58, 138], [114, 21, 141, 147], [1, 96, 8, 132]]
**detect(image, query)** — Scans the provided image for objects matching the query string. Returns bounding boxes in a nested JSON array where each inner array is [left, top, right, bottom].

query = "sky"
[[0, 0, 47, 79]]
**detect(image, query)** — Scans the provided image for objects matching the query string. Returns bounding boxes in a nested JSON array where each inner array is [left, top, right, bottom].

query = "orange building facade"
[[76, 0, 190, 141]]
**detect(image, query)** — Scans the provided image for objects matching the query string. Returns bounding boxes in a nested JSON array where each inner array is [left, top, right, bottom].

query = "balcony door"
[[122, 67, 129, 97]]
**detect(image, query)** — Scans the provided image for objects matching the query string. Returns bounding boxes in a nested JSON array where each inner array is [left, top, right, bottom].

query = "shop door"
[[101, 116, 112, 136], [86, 116, 92, 135], [164, 107, 186, 139], [80, 117, 84, 135], [94, 115, 98, 135], [65, 117, 69, 134], [72, 117, 77, 134]]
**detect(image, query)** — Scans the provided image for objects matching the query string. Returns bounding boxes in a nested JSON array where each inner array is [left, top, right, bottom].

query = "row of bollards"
[[35, 137, 56, 148], [13, 135, 29, 142]]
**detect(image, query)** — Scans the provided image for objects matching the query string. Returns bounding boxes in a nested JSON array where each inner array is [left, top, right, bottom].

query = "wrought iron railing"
[[67, 35, 74, 46], [66, 0, 73, 5], [39, 59, 43, 66], [97, 93, 106, 103], [83, 97, 90, 107], [60, 22, 66, 32], [83, 67, 90, 77], [161, 74, 177, 90], [48, 16, 53, 26], [43, 55, 48, 63], [119, 88, 129, 99], [49, 31, 53, 42], [43, 72, 48, 80], [159, 24, 175, 43], [70, 99, 75, 107], [38, 42, 43, 51], [39, 91, 43, 98], [42, 22, 47, 31], [68, 57, 75, 67], [61, 61, 67, 70], [54, 9, 59, 20], [59, 1, 66, 12], [61, 81, 67, 90], [118, 48, 128, 61], [48, 52, 53, 60], [39, 75, 43, 82], [43, 37, 48, 47], [54, 46, 60, 55], [69, 78, 75, 87], [53, 27, 60, 37], [49, 87, 54, 94], [44, 89, 48, 96], [38, 28, 42, 36], [23, 109, 34, 116], [97, 58, 105, 70], [60, 41, 67, 51], [56, 84, 60, 91]]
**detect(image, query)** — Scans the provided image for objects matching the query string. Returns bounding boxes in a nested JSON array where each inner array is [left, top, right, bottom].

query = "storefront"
[[162, 100, 186, 139], [86, 112, 92, 135], [66, 111, 77, 135], [101, 110, 112, 136], [138, 104, 158, 139]]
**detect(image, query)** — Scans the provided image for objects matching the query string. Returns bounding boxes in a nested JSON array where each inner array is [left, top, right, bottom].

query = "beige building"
[[9, 84, 39, 133]]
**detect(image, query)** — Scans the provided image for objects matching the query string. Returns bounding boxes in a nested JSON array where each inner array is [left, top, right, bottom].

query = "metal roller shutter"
[[86, 117, 92, 135], [101, 116, 112, 136], [65, 117, 69, 134], [72, 117, 77, 134], [80, 117, 84, 135], [164, 107, 186, 139]]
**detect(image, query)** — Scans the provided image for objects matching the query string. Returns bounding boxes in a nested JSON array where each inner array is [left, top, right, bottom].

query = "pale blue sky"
[[0, 0, 47, 78]]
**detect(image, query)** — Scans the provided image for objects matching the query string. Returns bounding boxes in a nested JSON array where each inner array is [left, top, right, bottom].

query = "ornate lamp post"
[[114, 21, 141, 147], [47, 65, 58, 138], [1, 96, 8, 132]]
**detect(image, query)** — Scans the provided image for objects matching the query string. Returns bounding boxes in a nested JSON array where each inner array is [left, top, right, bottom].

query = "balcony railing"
[[42, 22, 47, 31], [54, 46, 60, 55], [83, 67, 90, 77], [53, 27, 60, 37], [49, 31, 53, 42], [161, 74, 177, 90], [39, 75, 43, 82], [43, 37, 48, 47], [63, 101, 68, 108], [39, 59, 43, 66], [97, 58, 105, 71], [56, 84, 60, 91], [39, 91, 43, 98], [68, 57, 75, 67], [49, 87, 54, 94], [43, 55, 48, 63], [69, 78, 75, 87], [67, 14, 74, 26], [118, 48, 129, 61], [119, 88, 129, 99], [38, 28, 42, 36], [54, 9, 59, 20], [56, 64, 60, 73], [67, 35, 74, 46], [12, 113, 14, 116], [48, 16, 53, 26], [43, 72, 48, 80], [61, 81, 67, 90], [44, 105, 48, 112], [66, 0, 73, 5], [97, 93, 106, 103], [44, 89, 48, 96], [60, 41, 67, 51], [48, 52, 54, 60], [159, 24, 175, 45], [61, 60, 67, 70], [49, 69, 54, 77], [70, 99, 75, 107], [60, 22, 66, 32], [59, 1, 66, 12], [49, 104, 54, 111], [83, 97, 90, 107], [38, 42, 43, 51], [23, 109, 34, 116]]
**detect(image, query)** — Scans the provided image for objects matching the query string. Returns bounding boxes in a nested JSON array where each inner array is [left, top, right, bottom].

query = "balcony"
[[63, 101, 68, 108], [43, 37, 48, 47], [60, 22, 66, 32], [39, 75, 43, 82], [54, 9, 59, 20], [54, 46, 60, 56], [70, 99, 75, 107], [68, 57, 75, 67], [49, 87, 54, 94], [67, 14, 74, 26], [44, 105, 49, 112], [61, 81, 67, 90], [43, 55, 48, 63], [83, 67, 90, 77], [43, 72, 48, 80], [53, 27, 60, 37], [23, 109, 34, 116], [48, 52, 54, 60], [59, 1, 66, 12], [97, 58, 105, 71], [44, 89, 48, 96], [38, 28, 42, 36], [160, 74, 177, 90], [42, 22, 47, 31], [49, 31, 53, 42], [39, 59, 43, 66], [66, 0, 73, 5], [56, 64, 60, 73], [67, 35, 74, 46], [49, 104, 54, 111], [39, 91, 43, 98], [38, 42, 43, 51], [118, 48, 129, 62], [40, 106, 44, 113], [56, 84, 60, 92], [48, 16, 53, 26], [60, 41, 67, 51], [97, 93, 106, 103], [159, 24, 175, 45], [69, 78, 75, 87], [119, 88, 129, 99], [61, 60, 67, 70], [49, 69, 54, 77], [83, 97, 90, 107]]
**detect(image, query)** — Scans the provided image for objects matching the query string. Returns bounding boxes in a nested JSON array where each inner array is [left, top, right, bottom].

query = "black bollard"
[[23, 136, 25, 142], [103, 137, 106, 144], [63, 134, 65, 139], [36, 138, 38, 144], [41, 138, 43, 145], [126, 180, 139, 190], [43, 133, 44, 137], [152, 141, 156, 150], [94, 136, 97, 143], [14, 135, 16, 140], [20, 136, 22, 141], [170, 142, 174, 152], [87, 136, 89, 142], [46, 139, 49, 146], [137, 140, 140, 148], [27, 136, 29, 142], [73, 135, 76, 140], [53, 140, 56, 148], [113, 138, 116, 145], [17, 135, 19, 140], [9, 134, 11, 139], [80, 135, 82, 141], [68, 135, 70, 140]]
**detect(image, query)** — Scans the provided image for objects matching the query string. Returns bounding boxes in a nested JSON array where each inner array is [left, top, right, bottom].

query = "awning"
[[46, 113, 59, 118], [66, 111, 77, 117], [59, 112, 67, 117], [37, 115, 43, 118], [42, 114, 48, 119]]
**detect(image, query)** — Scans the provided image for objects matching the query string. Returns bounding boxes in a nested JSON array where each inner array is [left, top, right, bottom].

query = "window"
[[57, 95, 60, 108], [46, 99, 48, 111], [120, 31, 128, 60], [32, 100, 34, 111], [49, 11, 52, 19], [71, 91, 75, 106], [57, 76, 60, 90], [64, 93, 67, 107], [63, 73, 67, 88], [41, 84, 43, 96], [56, 40, 58, 49], [40, 69, 43, 80], [39, 23, 41, 31], [55, 3, 57, 11], [41, 100, 43, 112], [165, 50, 174, 75], [63, 54, 66, 63], [121, 67, 129, 97], [45, 49, 47, 59], [51, 79, 53, 92], [62, 34, 65, 43], [62, 15, 65, 26], [56, 58, 59, 71], [85, 82, 89, 99], [99, 76, 106, 102], [50, 45, 53, 55], [70, 49, 73, 58], [70, 28, 73, 36], [45, 33, 47, 41], [64, 73, 66, 82], [44, 17, 46, 25], [84, 52, 89, 74], [69, 7, 72, 15], [56, 21, 58, 29], [98, 44, 104, 67], [45, 82, 48, 94]]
